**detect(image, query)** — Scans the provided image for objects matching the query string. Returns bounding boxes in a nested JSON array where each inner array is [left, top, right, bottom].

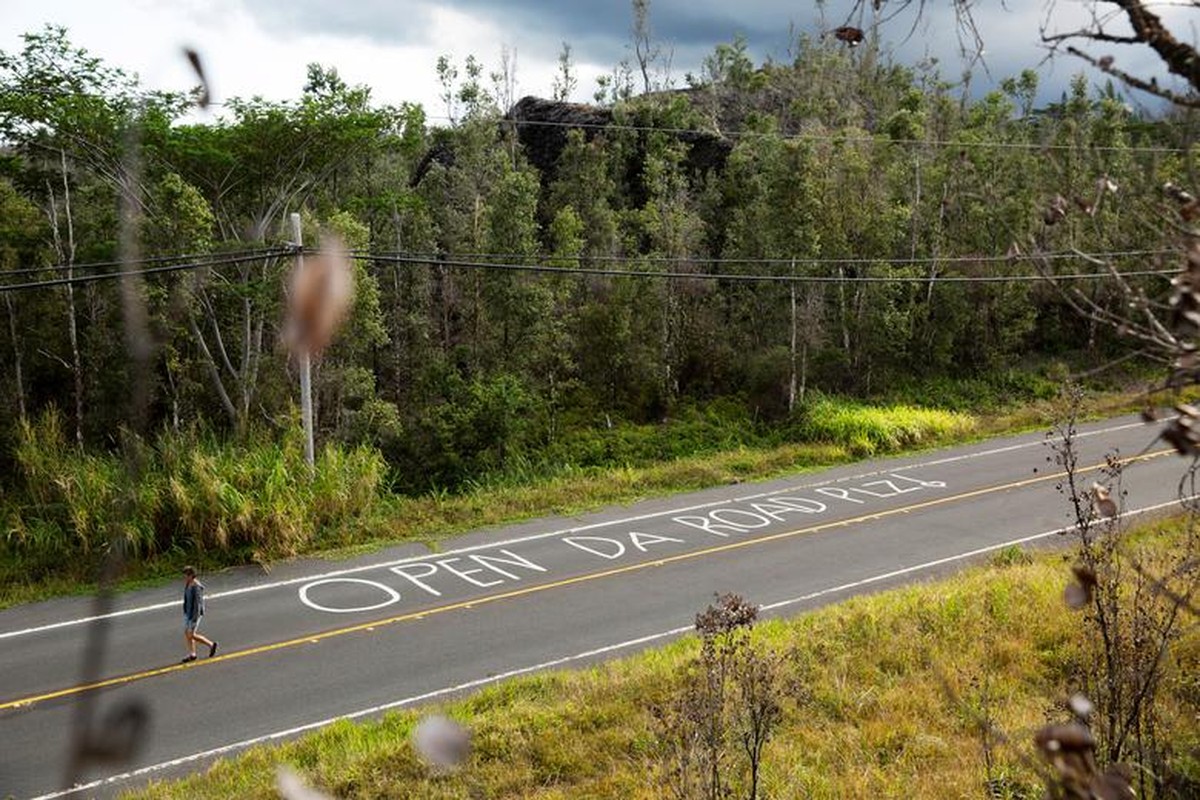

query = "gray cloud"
[[240, 0, 437, 45], [237, 0, 1187, 109]]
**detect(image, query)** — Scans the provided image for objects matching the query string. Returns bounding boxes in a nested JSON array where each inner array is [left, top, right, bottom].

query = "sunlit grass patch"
[[798, 395, 975, 455]]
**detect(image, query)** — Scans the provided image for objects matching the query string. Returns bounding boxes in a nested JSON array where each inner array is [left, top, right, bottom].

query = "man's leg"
[[182, 627, 198, 662], [191, 621, 217, 657]]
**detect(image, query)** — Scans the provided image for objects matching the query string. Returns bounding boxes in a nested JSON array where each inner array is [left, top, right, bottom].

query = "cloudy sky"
[[2, 0, 1193, 119]]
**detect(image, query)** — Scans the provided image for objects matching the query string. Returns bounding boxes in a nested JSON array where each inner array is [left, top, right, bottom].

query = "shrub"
[[2, 410, 386, 565]]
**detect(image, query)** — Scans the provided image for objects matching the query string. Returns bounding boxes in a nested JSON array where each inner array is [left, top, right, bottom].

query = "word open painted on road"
[[297, 472, 947, 614]]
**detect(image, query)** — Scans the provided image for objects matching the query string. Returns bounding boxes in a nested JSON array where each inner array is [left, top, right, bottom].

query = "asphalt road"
[[0, 414, 1189, 799]]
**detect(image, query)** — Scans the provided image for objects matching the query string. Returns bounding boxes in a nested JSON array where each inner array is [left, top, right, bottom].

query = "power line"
[[0, 245, 1176, 292], [0, 247, 285, 277], [356, 248, 1174, 267], [353, 252, 1177, 284], [0, 250, 290, 293]]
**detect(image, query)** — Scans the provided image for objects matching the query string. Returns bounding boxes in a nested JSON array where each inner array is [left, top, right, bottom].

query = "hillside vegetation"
[[0, 26, 1186, 591]]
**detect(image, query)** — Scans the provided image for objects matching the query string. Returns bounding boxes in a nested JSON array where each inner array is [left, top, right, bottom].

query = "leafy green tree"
[[0, 178, 50, 425]]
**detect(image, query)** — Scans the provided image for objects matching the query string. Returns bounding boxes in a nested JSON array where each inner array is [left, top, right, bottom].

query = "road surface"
[[0, 413, 1188, 798]]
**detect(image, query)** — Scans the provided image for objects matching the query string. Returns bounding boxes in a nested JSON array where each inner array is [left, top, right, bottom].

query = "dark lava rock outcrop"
[[411, 96, 732, 190]]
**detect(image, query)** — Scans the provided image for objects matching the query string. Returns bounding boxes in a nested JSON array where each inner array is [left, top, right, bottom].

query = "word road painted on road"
[[297, 471, 946, 614]]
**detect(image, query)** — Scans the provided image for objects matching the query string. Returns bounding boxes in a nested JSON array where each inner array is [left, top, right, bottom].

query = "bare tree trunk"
[[240, 290, 253, 429], [47, 151, 85, 445], [837, 265, 851, 355], [164, 359, 180, 432], [788, 280, 797, 413], [186, 306, 238, 423], [391, 208, 405, 402], [4, 293, 26, 421]]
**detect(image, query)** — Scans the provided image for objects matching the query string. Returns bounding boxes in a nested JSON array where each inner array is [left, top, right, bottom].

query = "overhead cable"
[[0, 250, 290, 293], [352, 252, 1176, 284]]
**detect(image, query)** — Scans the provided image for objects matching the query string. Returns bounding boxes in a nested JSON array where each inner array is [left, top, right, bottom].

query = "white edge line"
[[29, 627, 693, 800], [0, 417, 1158, 641], [28, 494, 1188, 800]]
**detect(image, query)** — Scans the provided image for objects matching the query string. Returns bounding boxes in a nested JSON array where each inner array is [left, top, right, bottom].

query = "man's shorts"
[[184, 615, 201, 633]]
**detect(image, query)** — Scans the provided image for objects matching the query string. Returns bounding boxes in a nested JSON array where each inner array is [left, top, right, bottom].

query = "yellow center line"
[[0, 448, 1171, 712]]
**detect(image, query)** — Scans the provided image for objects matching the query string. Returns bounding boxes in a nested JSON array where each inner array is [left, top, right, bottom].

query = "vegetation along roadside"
[[0, 371, 1169, 610]]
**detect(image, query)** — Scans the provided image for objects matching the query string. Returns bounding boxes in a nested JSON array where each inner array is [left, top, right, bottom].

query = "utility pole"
[[290, 212, 315, 468]]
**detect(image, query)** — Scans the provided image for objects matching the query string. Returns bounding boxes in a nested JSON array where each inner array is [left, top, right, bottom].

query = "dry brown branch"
[[1040, 1, 1200, 107]]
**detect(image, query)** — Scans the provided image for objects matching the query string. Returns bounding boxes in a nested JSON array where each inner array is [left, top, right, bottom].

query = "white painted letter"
[[710, 509, 771, 529], [299, 578, 401, 614], [470, 549, 548, 581], [628, 530, 685, 552], [389, 562, 443, 596], [815, 487, 865, 504], [436, 557, 505, 588], [562, 536, 626, 559], [890, 472, 946, 489], [673, 515, 739, 537], [749, 502, 798, 521], [771, 496, 827, 513]]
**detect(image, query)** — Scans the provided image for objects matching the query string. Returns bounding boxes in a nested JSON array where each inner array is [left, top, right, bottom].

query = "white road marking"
[[29, 494, 1187, 800], [0, 416, 1158, 641], [297, 578, 401, 614]]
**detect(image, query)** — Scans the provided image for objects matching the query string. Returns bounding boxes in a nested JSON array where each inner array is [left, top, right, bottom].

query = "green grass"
[[0, 375, 1181, 610], [796, 396, 973, 456], [122, 517, 1200, 800], [0, 410, 387, 604]]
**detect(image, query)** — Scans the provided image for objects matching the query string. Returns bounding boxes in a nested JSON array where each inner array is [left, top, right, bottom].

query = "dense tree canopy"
[[0, 24, 1189, 490]]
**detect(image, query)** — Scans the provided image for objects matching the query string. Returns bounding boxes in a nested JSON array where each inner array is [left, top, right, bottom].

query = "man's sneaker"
[[208, 641, 218, 658], [181, 654, 197, 663]]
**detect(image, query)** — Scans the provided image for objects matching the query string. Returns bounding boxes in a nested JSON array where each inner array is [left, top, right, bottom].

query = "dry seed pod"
[[833, 26, 865, 46], [183, 47, 210, 109], [285, 237, 354, 358], [1089, 765, 1135, 799], [1162, 420, 1200, 456], [277, 766, 336, 800], [1090, 483, 1118, 518], [1043, 194, 1069, 225], [1164, 182, 1195, 204], [1163, 402, 1200, 456], [1071, 563, 1097, 591], [1065, 582, 1090, 609], [1169, 241, 1200, 335], [413, 715, 471, 770], [1036, 723, 1095, 753], [1065, 562, 1097, 609], [1068, 693, 1094, 721]]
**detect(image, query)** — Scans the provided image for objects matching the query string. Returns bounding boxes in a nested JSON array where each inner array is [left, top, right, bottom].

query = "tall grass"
[[796, 395, 975, 456], [0, 396, 978, 603], [2, 410, 386, 566]]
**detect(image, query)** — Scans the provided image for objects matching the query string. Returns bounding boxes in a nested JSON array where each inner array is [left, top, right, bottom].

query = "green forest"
[[0, 25, 1191, 582]]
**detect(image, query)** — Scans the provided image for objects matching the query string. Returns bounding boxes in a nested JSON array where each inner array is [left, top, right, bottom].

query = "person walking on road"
[[182, 566, 217, 663]]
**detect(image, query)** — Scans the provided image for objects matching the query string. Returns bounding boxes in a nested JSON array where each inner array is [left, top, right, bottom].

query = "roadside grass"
[[0, 374, 1176, 610], [123, 517, 1200, 799]]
